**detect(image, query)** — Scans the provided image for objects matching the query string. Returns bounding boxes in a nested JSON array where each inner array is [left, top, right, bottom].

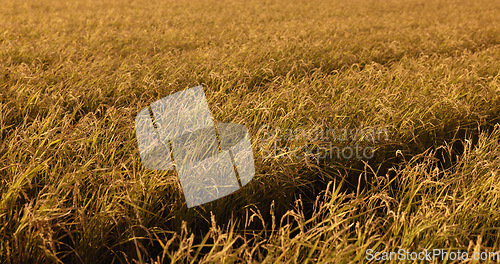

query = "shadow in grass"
[[176, 115, 497, 256], [61, 115, 498, 262]]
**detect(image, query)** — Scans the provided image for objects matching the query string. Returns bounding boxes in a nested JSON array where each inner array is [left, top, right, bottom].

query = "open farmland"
[[0, 0, 499, 263]]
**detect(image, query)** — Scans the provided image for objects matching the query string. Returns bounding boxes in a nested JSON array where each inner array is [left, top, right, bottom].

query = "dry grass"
[[0, 0, 499, 263]]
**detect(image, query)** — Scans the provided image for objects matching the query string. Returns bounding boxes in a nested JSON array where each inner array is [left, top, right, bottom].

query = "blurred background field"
[[0, 0, 499, 263]]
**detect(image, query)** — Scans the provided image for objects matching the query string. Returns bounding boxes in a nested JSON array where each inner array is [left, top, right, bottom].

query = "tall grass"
[[0, 0, 499, 262]]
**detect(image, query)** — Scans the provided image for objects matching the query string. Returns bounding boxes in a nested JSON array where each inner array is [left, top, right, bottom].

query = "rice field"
[[0, 0, 499, 263]]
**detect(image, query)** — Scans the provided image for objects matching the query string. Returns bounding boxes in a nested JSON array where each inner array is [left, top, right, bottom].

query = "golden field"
[[0, 0, 499, 262]]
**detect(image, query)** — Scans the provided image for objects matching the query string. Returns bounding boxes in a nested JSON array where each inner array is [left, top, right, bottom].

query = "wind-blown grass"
[[0, 0, 499, 263]]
